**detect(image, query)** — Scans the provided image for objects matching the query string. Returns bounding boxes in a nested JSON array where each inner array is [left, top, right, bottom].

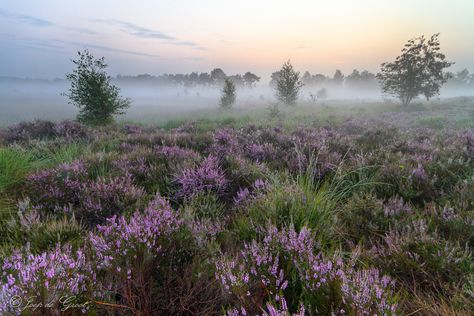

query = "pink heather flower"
[[89, 194, 182, 269], [175, 155, 228, 198], [0, 244, 94, 314]]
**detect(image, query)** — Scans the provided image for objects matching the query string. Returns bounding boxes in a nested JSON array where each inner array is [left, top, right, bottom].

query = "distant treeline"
[[116, 68, 261, 88], [2, 68, 473, 90]]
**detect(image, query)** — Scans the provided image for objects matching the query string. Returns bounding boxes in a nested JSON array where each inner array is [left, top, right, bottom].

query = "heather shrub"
[[181, 193, 225, 248], [1, 120, 56, 143], [374, 156, 436, 203], [215, 225, 398, 315], [1, 120, 88, 144], [355, 126, 399, 152], [224, 155, 269, 198], [0, 243, 95, 315], [211, 128, 242, 159], [5, 201, 84, 253], [174, 155, 228, 200], [26, 160, 145, 225], [88, 194, 187, 314], [53, 120, 89, 141], [172, 130, 213, 153], [337, 194, 412, 245], [373, 220, 474, 296]]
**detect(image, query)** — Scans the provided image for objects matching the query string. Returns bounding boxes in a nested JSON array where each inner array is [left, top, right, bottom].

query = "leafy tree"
[[269, 71, 281, 88], [243, 72, 261, 88], [220, 77, 236, 109], [64, 49, 130, 125], [211, 68, 226, 85], [377, 33, 454, 105], [312, 74, 327, 85], [274, 60, 304, 106], [302, 71, 312, 85], [332, 69, 344, 86]]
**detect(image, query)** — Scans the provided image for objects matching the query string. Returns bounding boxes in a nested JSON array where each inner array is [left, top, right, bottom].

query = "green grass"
[[417, 115, 448, 128], [0, 147, 40, 193]]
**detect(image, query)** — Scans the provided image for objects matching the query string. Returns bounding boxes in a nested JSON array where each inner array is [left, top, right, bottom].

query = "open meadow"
[[1, 99, 474, 315]]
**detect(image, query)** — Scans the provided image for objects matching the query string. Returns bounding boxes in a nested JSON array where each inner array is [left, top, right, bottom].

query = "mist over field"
[[2, 73, 474, 126]]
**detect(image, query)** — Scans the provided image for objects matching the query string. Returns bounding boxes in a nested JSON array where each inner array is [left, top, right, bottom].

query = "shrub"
[[373, 220, 474, 296], [88, 194, 183, 314], [220, 78, 236, 109], [0, 244, 95, 315], [174, 155, 228, 199], [0, 120, 88, 144], [64, 49, 131, 125], [26, 160, 145, 225], [215, 225, 398, 315]]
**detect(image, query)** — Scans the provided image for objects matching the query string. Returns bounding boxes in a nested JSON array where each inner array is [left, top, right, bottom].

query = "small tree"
[[220, 77, 236, 109], [64, 49, 130, 125], [377, 33, 454, 105], [275, 60, 304, 106]]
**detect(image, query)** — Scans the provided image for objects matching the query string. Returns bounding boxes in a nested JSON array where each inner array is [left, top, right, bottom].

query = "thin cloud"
[[0, 10, 53, 27], [1, 10, 96, 35], [91, 18, 205, 50], [5, 36, 160, 58], [63, 26, 98, 35], [52, 39, 160, 58], [92, 19, 175, 40]]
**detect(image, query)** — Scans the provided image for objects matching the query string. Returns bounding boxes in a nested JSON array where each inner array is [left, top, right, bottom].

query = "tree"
[[376, 33, 454, 105], [346, 69, 361, 87], [243, 72, 261, 88], [332, 70, 344, 86], [274, 60, 304, 106], [64, 49, 130, 125], [211, 68, 226, 85], [269, 71, 281, 88], [220, 77, 236, 109], [302, 71, 312, 85]]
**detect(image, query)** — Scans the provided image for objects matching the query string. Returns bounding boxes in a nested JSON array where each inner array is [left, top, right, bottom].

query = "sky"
[[1, 0, 473, 79]]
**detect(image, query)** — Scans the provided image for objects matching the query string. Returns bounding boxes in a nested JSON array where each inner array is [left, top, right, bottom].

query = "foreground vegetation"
[[0, 99, 474, 315]]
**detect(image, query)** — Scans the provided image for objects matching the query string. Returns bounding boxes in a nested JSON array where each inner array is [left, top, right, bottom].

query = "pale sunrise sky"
[[1, 0, 473, 79]]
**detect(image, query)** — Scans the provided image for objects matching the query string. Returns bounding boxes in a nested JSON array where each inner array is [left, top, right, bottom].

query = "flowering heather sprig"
[[0, 244, 94, 314], [112, 155, 151, 179], [246, 143, 277, 162], [80, 175, 145, 221], [226, 296, 305, 316], [440, 206, 458, 222], [53, 120, 89, 141], [234, 179, 269, 206], [89, 194, 182, 269], [212, 128, 241, 158], [461, 129, 474, 158], [123, 124, 143, 135], [187, 217, 224, 247], [154, 145, 200, 162], [411, 163, 428, 182], [175, 155, 228, 198], [340, 268, 397, 315], [173, 122, 195, 133], [384, 196, 412, 217]]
